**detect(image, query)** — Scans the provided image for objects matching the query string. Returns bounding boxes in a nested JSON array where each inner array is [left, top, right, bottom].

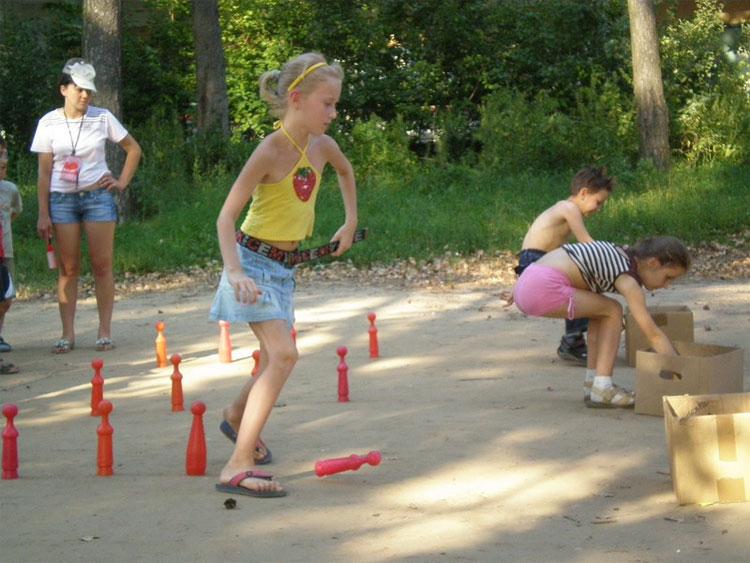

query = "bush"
[[476, 70, 637, 174], [569, 73, 638, 171], [677, 74, 750, 164], [659, 0, 750, 163], [128, 115, 193, 220], [476, 89, 569, 172], [334, 116, 416, 185]]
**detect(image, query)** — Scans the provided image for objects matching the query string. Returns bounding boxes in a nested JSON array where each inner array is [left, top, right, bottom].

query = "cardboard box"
[[625, 305, 694, 367], [635, 342, 744, 416], [664, 392, 750, 505]]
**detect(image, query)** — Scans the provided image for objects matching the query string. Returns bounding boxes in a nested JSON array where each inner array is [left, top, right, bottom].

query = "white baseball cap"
[[62, 58, 97, 92]]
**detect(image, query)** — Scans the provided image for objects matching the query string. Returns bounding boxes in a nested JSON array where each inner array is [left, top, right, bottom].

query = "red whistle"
[[314, 450, 381, 477]]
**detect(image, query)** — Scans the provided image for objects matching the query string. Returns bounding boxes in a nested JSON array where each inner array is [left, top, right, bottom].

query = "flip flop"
[[52, 338, 74, 354], [215, 470, 286, 498], [0, 360, 19, 374], [219, 420, 273, 465], [95, 338, 115, 351]]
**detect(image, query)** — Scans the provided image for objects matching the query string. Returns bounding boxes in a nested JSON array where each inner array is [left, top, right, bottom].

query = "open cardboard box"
[[635, 341, 744, 416], [664, 392, 750, 505], [625, 305, 694, 367]]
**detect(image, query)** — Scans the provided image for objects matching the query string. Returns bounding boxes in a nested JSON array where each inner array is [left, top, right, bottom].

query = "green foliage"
[[213, 0, 632, 142], [660, 0, 727, 110], [127, 115, 193, 220], [333, 116, 416, 185], [475, 75, 636, 172], [570, 72, 639, 171], [122, 0, 194, 125], [12, 158, 750, 294], [128, 113, 253, 220], [0, 1, 81, 151], [659, 0, 750, 164], [676, 74, 750, 164], [7, 0, 750, 299], [594, 162, 750, 243], [476, 88, 574, 171]]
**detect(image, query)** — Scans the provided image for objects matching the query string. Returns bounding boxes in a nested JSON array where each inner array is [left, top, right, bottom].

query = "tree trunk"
[[83, 0, 132, 220], [628, 0, 670, 170], [191, 0, 230, 137]]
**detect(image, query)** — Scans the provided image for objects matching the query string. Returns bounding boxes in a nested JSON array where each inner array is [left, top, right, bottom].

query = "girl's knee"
[[269, 344, 298, 371], [604, 299, 623, 321]]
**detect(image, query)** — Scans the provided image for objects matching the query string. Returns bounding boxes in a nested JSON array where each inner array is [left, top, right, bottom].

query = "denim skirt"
[[209, 244, 295, 328]]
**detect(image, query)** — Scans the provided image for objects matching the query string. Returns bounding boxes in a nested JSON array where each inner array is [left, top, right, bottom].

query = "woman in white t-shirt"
[[31, 58, 142, 354]]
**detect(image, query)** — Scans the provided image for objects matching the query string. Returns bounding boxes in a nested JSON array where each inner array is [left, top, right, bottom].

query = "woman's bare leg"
[[83, 221, 115, 341], [54, 223, 83, 344]]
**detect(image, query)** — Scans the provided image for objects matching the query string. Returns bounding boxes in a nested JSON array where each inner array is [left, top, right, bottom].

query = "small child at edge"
[[0, 146, 22, 374]]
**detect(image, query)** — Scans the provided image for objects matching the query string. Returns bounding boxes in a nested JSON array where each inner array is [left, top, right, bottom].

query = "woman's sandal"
[[95, 338, 115, 351], [586, 384, 635, 409], [52, 339, 74, 354]]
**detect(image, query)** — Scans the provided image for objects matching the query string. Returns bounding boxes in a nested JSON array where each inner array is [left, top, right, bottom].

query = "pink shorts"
[[513, 263, 576, 320]]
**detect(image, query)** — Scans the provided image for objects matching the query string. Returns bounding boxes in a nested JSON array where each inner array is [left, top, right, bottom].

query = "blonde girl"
[[210, 53, 358, 497]]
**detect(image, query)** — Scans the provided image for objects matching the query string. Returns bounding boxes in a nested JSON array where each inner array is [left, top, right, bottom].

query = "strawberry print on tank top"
[[292, 167, 316, 202]]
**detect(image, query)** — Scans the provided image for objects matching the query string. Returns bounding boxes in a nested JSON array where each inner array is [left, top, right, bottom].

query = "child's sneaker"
[[586, 384, 634, 409], [0, 337, 12, 353], [557, 335, 587, 366]]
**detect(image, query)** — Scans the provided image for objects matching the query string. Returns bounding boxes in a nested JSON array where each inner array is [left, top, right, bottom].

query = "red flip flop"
[[215, 470, 286, 498]]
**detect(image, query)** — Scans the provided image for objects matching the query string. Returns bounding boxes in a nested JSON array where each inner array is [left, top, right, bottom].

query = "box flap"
[[664, 392, 750, 419], [674, 341, 740, 358]]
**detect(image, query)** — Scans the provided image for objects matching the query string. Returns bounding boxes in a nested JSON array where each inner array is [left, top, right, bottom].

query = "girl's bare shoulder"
[[255, 130, 286, 155], [309, 133, 339, 153]]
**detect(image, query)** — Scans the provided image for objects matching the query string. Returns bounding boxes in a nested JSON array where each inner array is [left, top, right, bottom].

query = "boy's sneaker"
[[0, 337, 11, 353], [557, 335, 586, 366]]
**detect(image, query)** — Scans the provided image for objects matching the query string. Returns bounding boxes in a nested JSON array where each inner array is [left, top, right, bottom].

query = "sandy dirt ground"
[[1, 275, 749, 562]]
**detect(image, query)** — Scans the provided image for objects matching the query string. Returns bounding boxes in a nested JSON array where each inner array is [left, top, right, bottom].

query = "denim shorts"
[[209, 244, 296, 328], [50, 189, 118, 224]]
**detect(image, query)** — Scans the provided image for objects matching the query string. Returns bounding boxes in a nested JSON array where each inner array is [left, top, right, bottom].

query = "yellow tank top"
[[240, 124, 322, 241]]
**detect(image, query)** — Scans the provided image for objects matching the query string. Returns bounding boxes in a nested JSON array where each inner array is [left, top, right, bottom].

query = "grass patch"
[[9, 160, 750, 295]]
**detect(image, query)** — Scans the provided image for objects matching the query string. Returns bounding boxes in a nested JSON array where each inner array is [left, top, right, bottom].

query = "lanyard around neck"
[[63, 109, 85, 156]]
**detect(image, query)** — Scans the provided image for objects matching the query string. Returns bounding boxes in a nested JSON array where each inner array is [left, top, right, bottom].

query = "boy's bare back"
[[520, 200, 587, 252], [520, 167, 613, 253]]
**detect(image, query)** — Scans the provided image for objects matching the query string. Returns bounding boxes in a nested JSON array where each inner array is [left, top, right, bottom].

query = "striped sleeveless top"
[[562, 241, 640, 293]]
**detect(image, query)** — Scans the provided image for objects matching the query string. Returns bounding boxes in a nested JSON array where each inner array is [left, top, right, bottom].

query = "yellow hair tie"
[[287, 62, 327, 92]]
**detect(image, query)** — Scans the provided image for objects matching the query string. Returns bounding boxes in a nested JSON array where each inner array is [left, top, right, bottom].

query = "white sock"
[[593, 375, 613, 390], [585, 369, 596, 384]]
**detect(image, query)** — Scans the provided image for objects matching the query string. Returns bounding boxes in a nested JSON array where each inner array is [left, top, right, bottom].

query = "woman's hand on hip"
[[227, 269, 262, 304], [99, 173, 126, 192]]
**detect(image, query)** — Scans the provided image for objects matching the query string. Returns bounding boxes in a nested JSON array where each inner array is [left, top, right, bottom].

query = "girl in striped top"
[[513, 237, 690, 408]]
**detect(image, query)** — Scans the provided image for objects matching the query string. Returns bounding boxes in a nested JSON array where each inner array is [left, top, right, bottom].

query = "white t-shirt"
[[30, 106, 129, 193], [0, 180, 22, 258]]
